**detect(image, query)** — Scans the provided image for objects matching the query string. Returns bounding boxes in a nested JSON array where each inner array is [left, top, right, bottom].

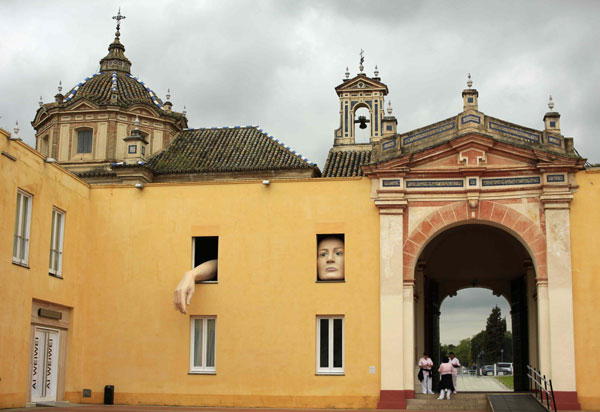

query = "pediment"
[[335, 75, 388, 94], [367, 134, 541, 174], [410, 147, 533, 170], [70, 101, 97, 111], [130, 105, 159, 117]]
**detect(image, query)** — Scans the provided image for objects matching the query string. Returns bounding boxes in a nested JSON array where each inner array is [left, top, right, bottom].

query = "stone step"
[[415, 393, 489, 399], [406, 397, 489, 411]]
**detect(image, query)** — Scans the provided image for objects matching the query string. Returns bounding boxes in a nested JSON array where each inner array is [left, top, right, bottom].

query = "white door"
[[31, 327, 59, 402]]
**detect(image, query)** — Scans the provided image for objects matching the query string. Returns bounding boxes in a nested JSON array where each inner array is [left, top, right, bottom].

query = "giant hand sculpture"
[[173, 259, 217, 314]]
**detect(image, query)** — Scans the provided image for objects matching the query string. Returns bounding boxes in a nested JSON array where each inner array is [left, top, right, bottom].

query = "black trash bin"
[[104, 385, 114, 405]]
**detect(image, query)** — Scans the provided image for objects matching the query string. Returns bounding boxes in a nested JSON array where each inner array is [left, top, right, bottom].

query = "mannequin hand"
[[173, 271, 196, 314]]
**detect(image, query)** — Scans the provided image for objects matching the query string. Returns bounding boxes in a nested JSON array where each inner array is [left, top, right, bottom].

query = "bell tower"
[[333, 51, 389, 146]]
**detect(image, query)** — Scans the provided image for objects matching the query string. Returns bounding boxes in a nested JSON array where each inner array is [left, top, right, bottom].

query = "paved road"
[[414, 373, 511, 393]]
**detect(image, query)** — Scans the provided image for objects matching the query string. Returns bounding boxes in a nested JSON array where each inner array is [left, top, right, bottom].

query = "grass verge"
[[495, 375, 514, 389]]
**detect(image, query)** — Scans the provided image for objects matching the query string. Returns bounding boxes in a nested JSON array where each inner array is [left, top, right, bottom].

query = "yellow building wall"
[[571, 169, 600, 410], [64, 177, 381, 408], [0, 133, 91, 409]]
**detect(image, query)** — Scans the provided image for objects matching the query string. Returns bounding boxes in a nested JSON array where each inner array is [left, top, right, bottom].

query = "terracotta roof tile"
[[146, 126, 318, 175], [322, 148, 371, 177]]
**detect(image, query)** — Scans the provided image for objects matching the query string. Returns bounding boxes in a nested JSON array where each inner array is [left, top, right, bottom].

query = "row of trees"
[[441, 306, 512, 366]]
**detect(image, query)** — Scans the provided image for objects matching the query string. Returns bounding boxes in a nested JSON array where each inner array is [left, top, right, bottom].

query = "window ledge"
[[316, 372, 345, 376], [196, 281, 218, 284], [315, 280, 345, 283], [49, 273, 63, 279], [188, 371, 216, 375], [12, 261, 30, 269]]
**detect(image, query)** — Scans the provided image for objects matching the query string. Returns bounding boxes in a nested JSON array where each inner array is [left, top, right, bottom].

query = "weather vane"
[[112, 7, 126, 33], [359, 49, 365, 72]]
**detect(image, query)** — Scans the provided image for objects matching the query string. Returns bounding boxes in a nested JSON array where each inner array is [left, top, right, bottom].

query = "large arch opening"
[[440, 288, 513, 392], [414, 223, 538, 392]]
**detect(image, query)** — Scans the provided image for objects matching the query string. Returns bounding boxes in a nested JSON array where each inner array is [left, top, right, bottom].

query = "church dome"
[[55, 10, 181, 118], [63, 70, 167, 111]]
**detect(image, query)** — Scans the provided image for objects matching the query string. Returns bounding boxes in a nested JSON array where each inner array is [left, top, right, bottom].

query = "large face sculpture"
[[317, 237, 345, 280]]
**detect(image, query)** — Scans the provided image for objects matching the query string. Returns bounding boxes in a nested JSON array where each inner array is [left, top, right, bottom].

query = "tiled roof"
[[63, 71, 169, 110], [146, 126, 318, 175], [322, 148, 371, 177]]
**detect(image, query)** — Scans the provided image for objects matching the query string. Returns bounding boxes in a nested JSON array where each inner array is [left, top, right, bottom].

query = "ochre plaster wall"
[[0, 134, 91, 408], [67, 177, 380, 408], [570, 169, 600, 410]]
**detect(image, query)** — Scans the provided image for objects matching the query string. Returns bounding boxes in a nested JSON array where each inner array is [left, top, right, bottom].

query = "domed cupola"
[[99, 9, 132, 73], [31, 8, 188, 181]]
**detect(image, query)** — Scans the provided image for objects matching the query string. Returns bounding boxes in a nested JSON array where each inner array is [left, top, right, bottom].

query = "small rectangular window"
[[49, 208, 65, 277], [190, 317, 216, 373], [77, 130, 93, 153], [467, 97, 474, 103], [193, 236, 219, 282], [13, 190, 33, 265], [550, 121, 556, 127], [316, 316, 344, 374], [128, 145, 137, 154], [386, 125, 393, 131]]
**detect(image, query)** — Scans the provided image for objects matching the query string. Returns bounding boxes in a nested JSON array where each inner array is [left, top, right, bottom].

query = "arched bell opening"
[[353, 105, 371, 143], [414, 223, 538, 392]]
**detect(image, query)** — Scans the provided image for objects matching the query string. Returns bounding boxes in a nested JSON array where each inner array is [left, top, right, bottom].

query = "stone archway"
[[412, 222, 537, 392], [403, 200, 547, 282]]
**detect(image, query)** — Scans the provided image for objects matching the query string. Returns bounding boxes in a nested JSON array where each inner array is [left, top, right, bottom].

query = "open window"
[[316, 234, 345, 282], [193, 236, 218, 282]]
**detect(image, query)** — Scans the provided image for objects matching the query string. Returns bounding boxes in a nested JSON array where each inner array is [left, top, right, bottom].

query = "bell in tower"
[[333, 51, 389, 146]]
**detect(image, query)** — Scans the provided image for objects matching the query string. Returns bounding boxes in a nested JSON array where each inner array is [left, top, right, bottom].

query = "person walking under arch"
[[418, 353, 434, 394], [438, 357, 455, 400]]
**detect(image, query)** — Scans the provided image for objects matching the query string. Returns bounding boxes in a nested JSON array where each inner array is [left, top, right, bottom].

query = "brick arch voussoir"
[[404, 200, 547, 281]]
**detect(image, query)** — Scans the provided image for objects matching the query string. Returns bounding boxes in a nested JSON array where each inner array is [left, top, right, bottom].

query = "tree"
[[471, 330, 486, 366], [484, 305, 506, 363], [454, 338, 471, 366], [502, 331, 513, 362]]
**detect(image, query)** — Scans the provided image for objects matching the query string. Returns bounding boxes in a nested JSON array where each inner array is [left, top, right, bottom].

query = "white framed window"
[[316, 316, 344, 374], [190, 317, 216, 373], [13, 189, 33, 265], [49, 208, 65, 277]]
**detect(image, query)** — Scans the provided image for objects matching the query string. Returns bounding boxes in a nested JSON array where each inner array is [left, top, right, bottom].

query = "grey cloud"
[[1, 0, 599, 168]]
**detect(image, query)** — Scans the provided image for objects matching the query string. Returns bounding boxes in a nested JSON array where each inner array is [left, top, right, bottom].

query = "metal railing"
[[527, 365, 556, 412]]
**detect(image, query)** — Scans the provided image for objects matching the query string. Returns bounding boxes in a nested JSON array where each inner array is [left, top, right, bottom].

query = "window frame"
[[189, 316, 217, 374], [13, 189, 33, 266], [49, 207, 65, 277], [76, 129, 93, 154], [316, 316, 345, 375], [192, 236, 219, 283]]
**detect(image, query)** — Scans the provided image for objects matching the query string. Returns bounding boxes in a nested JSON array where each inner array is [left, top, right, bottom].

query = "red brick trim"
[[377, 390, 414, 409], [553, 391, 580, 410], [404, 200, 547, 280]]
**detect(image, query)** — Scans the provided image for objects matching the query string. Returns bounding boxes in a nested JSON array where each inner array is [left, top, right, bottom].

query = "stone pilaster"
[[536, 279, 550, 375], [542, 197, 580, 409], [377, 205, 410, 408]]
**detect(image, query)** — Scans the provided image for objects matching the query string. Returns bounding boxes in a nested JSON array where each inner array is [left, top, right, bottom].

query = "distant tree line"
[[440, 305, 512, 366]]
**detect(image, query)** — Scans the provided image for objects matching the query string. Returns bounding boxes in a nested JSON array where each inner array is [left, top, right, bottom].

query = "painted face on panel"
[[317, 237, 345, 280]]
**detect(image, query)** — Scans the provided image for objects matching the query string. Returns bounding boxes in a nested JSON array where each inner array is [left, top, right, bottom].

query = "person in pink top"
[[437, 356, 455, 400]]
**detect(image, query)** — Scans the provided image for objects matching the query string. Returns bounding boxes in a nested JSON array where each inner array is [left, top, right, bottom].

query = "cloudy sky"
[[1, 0, 599, 168], [440, 288, 511, 345]]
